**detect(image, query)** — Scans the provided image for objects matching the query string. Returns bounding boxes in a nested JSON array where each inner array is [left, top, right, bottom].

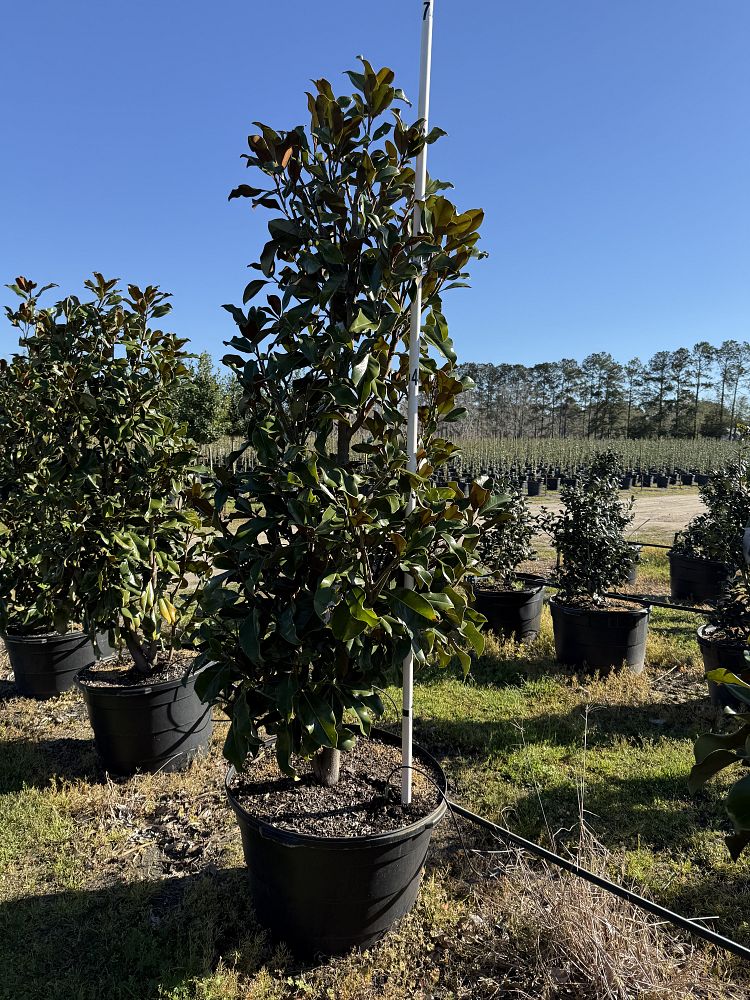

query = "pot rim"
[[549, 595, 650, 617], [225, 728, 447, 850], [3, 628, 90, 643], [473, 572, 546, 595], [75, 656, 206, 697], [697, 623, 749, 648], [666, 550, 732, 569]]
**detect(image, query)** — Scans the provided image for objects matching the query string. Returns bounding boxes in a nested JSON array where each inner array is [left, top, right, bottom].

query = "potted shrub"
[[624, 541, 642, 586], [669, 461, 750, 602], [542, 450, 649, 673], [6, 275, 214, 770], [191, 61, 504, 956], [0, 278, 111, 698], [690, 668, 750, 860], [472, 480, 545, 641], [696, 571, 750, 708]]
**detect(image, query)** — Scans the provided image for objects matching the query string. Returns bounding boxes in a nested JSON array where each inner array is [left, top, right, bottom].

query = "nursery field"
[[2, 554, 749, 1000], [452, 436, 744, 477], [206, 436, 745, 479]]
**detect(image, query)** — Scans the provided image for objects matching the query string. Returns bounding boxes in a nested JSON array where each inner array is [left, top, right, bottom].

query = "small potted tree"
[[669, 460, 750, 602], [6, 275, 214, 770], [0, 279, 110, 697], [690, 669, 750, 861], [472, 480, 545, 641], [696, 571, 750, 708], [543, 450, 649, 673], [192, 61, 504, 955]]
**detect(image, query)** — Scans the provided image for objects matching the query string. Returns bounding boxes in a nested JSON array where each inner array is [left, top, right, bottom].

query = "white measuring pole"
[[402, 0, 435, 806]]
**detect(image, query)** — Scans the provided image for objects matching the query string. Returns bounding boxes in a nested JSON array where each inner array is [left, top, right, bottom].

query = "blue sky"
[[1, 1, 748, 368]]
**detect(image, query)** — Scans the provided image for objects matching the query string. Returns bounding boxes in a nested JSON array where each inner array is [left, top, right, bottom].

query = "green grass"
[[1, 604, 749, 998], [389, 606, 750, 946]]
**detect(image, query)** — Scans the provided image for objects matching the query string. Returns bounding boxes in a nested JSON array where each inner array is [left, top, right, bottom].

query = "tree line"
[[172, 352, 247, 445], [176, 339, 750, 446], [457, 340, 750, 439]]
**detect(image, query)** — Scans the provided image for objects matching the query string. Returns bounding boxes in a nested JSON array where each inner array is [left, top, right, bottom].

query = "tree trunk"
[[693, 381, 700, 439], [625, 390, 632, 438], [313, 747, 341, 787], [124, 630, 153, 678]]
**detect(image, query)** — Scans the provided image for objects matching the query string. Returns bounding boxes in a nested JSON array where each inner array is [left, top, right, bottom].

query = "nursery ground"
[[1, 593, 749, 999], [527, 483, 704, 545]]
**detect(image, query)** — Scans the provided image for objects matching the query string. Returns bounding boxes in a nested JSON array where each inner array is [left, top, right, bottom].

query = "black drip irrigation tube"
[[447, 798, 750, 962]]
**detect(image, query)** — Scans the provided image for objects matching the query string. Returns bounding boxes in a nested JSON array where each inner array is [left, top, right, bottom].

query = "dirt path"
[[527, 488, 704, 544]]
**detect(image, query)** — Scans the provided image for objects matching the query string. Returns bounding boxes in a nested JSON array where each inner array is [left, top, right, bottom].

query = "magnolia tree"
[[3, 275, 211, 674], [194, 60, 507, 785], [0, 278, 89, 634]]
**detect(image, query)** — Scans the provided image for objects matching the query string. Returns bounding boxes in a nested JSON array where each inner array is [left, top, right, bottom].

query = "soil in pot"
[[550, 597, 649, 674], [473, 574, 545, 642], [76, 652, 212, 775], [696, 624, 750, 709], [226, 729, 446, 957], [230, 734, 441, 837], [4, 629, 112, 699]]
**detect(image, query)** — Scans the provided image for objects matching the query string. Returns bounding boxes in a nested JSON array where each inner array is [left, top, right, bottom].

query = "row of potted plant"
[[473, 450, 649, 672]]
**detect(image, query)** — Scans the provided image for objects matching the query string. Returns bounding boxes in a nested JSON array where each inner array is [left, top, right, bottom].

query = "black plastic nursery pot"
[[696, 625, 750, 709], [550, 598, 650, 674], [225, 728, 447, 957], [625, 544, 642, 586], [4, 630, 112, 699], [76, 666, 213, 775], [473, 574, 546, 642], [668, 551, 733, 603]]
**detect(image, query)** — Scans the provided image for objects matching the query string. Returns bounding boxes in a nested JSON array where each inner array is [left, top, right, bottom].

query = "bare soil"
[[529, 489, 704, 544]]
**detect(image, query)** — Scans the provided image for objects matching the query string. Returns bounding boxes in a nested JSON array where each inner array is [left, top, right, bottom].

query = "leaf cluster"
[[709, 570, 750, 640], [193, 61, 507, 775], [475, 479, 536, 588], [541, 450, 636, 606]]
